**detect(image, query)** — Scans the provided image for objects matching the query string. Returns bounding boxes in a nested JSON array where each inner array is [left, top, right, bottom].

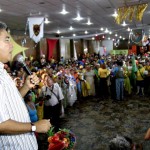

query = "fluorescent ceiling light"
[[57, 30, 61, 34], [86, 18, 93, 25], [112, 9, 118, 17], [44, 18, 50, 24], [127, 27, 131, 31], [60, 4, 69, 15], [69, 26, 74, 30], [73, 13, 83, 21], [122, 21, 127, 26], [85, 30, 88, 34], [100, 27, 104, 31], [104, 28, 109, 33], [60, 8, 69, 15]]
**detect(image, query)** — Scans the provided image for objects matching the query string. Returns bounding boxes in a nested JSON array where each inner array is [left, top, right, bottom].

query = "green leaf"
[[47, 126, 55, 136]]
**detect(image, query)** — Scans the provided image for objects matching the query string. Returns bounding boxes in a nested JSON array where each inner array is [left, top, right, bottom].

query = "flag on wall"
[[28, 17, 44, 43]]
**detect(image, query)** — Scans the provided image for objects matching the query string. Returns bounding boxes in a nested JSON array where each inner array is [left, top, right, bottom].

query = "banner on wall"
[[47, 39, 58, 60], [99, 47, 107, 56], [28, 17, 44, 43], [110, 50, 128, 55], [129, 29, 143, 46]]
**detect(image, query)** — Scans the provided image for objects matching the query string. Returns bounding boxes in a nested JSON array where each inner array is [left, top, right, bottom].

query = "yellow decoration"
[[115, 3, 148, 24], [116, 8, 121, 24], [136, 4, 148, 21], [121, 7, 130, 22], [10, 35, 28, 60], [29, 55, 33, 61], [128, 6, 135, 22]]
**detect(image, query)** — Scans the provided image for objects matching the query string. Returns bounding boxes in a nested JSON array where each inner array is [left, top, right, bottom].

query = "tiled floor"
[[38, 95, 150, 150]]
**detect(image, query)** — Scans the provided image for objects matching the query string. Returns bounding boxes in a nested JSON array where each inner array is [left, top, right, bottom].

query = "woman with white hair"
[[109, 135, 143, 150]]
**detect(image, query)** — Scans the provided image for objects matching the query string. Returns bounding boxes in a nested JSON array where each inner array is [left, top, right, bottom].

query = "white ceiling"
[[0, 0, 150, 39]]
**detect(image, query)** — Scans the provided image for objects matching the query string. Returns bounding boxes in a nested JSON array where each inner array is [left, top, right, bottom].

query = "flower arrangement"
[[47, 127, 76, 150]]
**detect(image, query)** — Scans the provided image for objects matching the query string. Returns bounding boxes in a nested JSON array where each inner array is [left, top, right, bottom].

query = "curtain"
[[47, 39, 58, 60]]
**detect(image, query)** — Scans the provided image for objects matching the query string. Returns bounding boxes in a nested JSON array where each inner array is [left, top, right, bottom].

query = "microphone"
[[17, 55, 32, 75]]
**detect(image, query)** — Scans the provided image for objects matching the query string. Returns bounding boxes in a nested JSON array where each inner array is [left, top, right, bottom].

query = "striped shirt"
[[0, 63, 38, 150]]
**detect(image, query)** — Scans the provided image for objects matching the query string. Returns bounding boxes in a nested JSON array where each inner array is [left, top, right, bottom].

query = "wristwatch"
[[31, 123, 36, 132]]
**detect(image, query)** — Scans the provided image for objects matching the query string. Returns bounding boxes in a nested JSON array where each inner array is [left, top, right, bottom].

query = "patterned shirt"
[[0, 62, 38, 150]]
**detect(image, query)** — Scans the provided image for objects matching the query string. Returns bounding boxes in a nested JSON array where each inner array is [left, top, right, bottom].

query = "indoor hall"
[[0, 0, 150, 150]]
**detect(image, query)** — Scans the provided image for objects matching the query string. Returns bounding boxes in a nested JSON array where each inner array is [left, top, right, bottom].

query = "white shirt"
[[40, 83, 64, 106], [0, 62, 38, 150]]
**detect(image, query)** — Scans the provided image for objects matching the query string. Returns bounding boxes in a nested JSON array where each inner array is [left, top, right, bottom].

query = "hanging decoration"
[[11, 35, 28, 60], [115, 3, 148, 24], [47, 39, 58, 60], [28, 17, 45, 43]]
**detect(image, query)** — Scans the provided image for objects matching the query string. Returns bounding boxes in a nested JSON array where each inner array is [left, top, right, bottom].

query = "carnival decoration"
[[28, 17, 44, 43], [115, 3, 148, 24], [11, 35, 28, 60], [47, 128, 76, 150]]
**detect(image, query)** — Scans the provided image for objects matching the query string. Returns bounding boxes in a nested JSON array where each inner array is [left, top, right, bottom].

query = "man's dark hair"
[[0, 21, 8, 31], [117, 60, 123, 66]]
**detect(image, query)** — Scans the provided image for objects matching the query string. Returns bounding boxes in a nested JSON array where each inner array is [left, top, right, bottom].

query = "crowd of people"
[[7, 47, 150, 132], [9, 50, 150, 106], [0, 20, 150, 149]]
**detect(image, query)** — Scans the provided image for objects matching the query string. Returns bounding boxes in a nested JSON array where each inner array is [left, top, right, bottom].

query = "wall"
[[12, 35, 129, 62], [101, 40, 113, 54]]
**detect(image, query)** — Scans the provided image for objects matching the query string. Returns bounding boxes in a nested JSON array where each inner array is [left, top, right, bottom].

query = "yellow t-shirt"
[[136, 67, 145, 81], [98, 68, 110, 78], [144, 65, 150, 70]]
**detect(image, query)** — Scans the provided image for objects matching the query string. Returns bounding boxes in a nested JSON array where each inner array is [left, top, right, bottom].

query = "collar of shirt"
[[0, 62, 4, 74]]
